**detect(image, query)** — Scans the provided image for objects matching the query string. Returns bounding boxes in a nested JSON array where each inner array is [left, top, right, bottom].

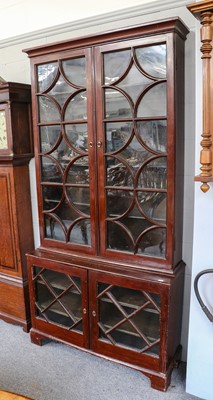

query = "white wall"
[[186, 18, 213, 400], [0, 0, 208, 398]]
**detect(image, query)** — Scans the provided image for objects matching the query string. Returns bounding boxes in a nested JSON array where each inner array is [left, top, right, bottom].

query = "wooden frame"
[[187, 1, 213, 192]]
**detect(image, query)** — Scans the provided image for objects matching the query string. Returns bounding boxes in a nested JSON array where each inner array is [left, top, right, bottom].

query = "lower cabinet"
[[27, 250, 184, 391]]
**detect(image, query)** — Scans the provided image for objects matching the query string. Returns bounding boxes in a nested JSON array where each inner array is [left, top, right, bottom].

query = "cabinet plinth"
[[24, 18, 188, 390], [0, 82, 34, 331]]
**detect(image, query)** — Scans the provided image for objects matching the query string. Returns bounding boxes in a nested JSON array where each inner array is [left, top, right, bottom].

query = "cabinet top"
[[23, 17, 189, 58], [0, 81, 31, 103]]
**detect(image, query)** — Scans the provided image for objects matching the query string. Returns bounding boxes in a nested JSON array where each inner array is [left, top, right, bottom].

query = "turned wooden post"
[[188, 1, 213, 192]]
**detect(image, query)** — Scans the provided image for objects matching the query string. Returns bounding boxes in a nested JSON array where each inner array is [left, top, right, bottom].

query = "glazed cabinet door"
[[28, 258, 89, 348], [89, 271, 167, 371], [94, 35, 175, 268], [32, 48, 97, 254]]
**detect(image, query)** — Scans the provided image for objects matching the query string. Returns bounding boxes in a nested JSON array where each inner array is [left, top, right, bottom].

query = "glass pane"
[[98, 284, 160, 355], [136, 120, 167, 153], [104, 50, 131, 85], [137, 192, 167, 223], [137, 83, 167, 117], [66, 157, 89, 184], [118, 136, 153, 166], [37, 62, 58, 92], [41, 156, 62, 183], [38, 96, 60, 122], [44, 215, 65, 241], [66, 187, 90, 215], [137, 227, 166, 257], [48, 76, 75, 107], [106, 190, 133, 217], [117, 64, 153, 102], [136, 44, 166, 79], [62, 58, 86, 87], [106, 158, 133, 187], [138, 157, 167, 189], [34, 267, 83, 331], [42, 185, 63, 211], [105, 122, 132, 153], [107, 222, 134, 253], [70, 220, 91, 245], [40, 126, 61, 153], [65, 91, 87, 120], [105, 88, 132, 119], [65, 124, 88, 152]]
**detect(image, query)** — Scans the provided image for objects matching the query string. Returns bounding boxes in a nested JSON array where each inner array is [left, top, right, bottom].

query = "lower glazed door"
[[89, 271, 166, 372], [28, 257, 89, 349]]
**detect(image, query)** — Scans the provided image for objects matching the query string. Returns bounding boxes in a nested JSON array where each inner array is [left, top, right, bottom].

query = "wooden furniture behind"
[[24, 18, 188, 391], [188, 1, 213, 192], [0, 390, 33, 400], [0, 82, 34, 332]]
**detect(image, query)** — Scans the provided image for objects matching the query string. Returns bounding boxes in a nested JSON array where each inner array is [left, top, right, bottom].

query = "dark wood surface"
[[25, 18, 188, 391], [0, 83, 34, 331]]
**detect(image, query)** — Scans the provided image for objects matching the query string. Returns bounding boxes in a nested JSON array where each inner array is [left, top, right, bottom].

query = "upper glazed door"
[[34, 48, 97, 254], [94, 35, 174, 266]]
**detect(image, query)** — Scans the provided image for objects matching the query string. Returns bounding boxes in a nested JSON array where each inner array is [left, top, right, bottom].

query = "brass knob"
[[83, 308, 87, 314], [92, 310, 96, 317], [97, 141, 102, 148], [89, 141, 93, 147]]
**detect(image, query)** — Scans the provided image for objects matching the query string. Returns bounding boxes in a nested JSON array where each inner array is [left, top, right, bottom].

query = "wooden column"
[[188, 1, 213, 192]]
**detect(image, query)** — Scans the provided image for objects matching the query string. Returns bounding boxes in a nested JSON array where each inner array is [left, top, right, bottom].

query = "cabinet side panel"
[[174, 34, 185, 265], [166, 265, 185, 367], [0, 173, 16, 269]]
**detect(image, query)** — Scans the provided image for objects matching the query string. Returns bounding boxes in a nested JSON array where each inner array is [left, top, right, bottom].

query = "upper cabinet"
[[24, 18, 188, 270]]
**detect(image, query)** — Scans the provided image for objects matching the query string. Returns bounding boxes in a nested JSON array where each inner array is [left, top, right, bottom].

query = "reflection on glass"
[[66, 156, 89, 184], [104, 50, 131, 85], [117, 64, 153, 102], [137, 82, 167, 117], [66, 187, 90, 215], [136, 44, 167, 79], [65, 91, 87, 120], [38, 96, 60, 123], [49, 76, 75, 107], [107, 222, 134, 252], [42, 185, 63, 211], [98, 284, 160, 355], [106, 157, 133, 187], [44, 215, 65, 241], [65, 124, 88, 152], [138, 157, 167, 189], [119, 136, 153, 168], [37, 62, 58, 92], [106, 190, 133, 216], [40, 126, 61, 153], [137, 192, 166, 223], [62, 58, 86, 87], [136, 120, 167, 153], [34, 267, 83, 331], [137, 227, 166, 257], [105, 88, 132, 118], [105, 122, 132, 153], [70, 220, 91, 245], [41, 156, 62, 183]]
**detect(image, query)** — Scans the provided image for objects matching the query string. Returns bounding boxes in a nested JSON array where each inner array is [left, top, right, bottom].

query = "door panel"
[[94, 37, 174, 265], [35, 48, 97, 254], [90, 271, 167, 371]]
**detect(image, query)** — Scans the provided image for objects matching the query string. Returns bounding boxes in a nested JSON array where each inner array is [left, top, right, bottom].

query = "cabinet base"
[[0, 311, 30, 333], [0, 277, 31, 332], [29, 328, 181, 392]]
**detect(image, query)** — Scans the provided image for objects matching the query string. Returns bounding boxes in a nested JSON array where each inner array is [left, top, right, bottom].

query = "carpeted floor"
[[0, 320, 203, 400]]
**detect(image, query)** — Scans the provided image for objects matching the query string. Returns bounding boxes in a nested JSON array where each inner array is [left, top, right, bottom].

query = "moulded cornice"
[[0, 0, 190, 48], [187, 1, 213, 19]]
